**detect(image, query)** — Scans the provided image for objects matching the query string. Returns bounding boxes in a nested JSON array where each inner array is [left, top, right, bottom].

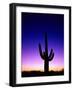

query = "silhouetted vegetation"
[[22, 69, 64, 77], [39, 32, 54, 72]]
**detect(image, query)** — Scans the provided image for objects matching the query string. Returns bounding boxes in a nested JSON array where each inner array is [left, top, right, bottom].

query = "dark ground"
[[22, 70, 64, 77]]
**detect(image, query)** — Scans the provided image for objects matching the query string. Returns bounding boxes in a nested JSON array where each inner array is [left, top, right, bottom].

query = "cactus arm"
[[39, 43, 45, 59], [48, 49, 53, 58], [48, 52, 54, 61]]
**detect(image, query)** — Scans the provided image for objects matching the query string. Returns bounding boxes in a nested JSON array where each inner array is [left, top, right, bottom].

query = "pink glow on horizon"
[[21, 45, 64, 72], [21, 53, 64, 71], [21, 64, 64, 72]]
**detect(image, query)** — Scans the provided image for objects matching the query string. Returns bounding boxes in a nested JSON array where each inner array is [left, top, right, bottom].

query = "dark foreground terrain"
[[22, 70, 64, 77]]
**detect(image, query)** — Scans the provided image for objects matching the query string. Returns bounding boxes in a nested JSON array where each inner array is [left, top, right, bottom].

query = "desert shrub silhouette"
[[39, 32, 54, 73]]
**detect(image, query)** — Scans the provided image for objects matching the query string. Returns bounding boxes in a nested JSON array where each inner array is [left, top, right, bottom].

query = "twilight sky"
[[21, 12, 64, 72]]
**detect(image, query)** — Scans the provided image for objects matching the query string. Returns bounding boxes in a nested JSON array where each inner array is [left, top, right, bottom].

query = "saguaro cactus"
[[39, 33, 54, 73]]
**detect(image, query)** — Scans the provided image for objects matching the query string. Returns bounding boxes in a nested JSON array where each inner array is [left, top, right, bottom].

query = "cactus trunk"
[[44, 60, 49, 73], [45, 33, 49, 73], [45, 33, 48, 56]]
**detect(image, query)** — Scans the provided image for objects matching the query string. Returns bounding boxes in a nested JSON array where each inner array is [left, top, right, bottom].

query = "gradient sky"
[[21, 12, 64, 72]]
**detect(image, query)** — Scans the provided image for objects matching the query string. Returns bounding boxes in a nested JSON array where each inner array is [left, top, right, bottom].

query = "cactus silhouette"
[[39, 33, 54, 73]]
